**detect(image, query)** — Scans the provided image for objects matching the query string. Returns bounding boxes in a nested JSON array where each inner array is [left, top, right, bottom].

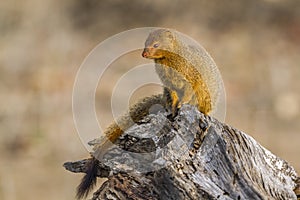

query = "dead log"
[[64, 105, 299, 200]]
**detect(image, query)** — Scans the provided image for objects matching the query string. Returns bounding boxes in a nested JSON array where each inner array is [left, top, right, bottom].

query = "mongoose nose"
[[142, 50, 149, 58]]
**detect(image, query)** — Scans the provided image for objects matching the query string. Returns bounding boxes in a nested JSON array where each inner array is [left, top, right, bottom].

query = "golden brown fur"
[[76, 28, 222, 199], [142, 29, 220, 115]]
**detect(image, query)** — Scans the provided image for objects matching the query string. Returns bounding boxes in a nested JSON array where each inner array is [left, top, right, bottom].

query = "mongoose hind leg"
[[195, 88, 211, 115], [170, 90, 179, 117]]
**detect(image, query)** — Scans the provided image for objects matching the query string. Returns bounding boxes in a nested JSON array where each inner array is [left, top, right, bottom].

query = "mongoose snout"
[[142, 49, 149, 57]]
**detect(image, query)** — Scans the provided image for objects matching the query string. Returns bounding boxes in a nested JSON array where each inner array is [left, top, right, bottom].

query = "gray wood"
[[64, 105, 299, 200]]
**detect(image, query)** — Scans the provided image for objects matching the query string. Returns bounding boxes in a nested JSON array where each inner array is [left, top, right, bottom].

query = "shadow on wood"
[[64, 105, 299, 200]]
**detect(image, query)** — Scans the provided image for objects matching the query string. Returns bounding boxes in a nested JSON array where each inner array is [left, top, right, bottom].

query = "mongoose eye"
[[153, 43, 159, 48]]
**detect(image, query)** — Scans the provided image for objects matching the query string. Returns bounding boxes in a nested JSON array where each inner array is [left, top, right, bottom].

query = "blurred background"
[[0, 0, 299, 199]]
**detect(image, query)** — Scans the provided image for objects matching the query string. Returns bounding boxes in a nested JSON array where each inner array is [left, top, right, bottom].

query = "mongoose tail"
[[76, 158, 98, 199], [76, 94, 165, 198]]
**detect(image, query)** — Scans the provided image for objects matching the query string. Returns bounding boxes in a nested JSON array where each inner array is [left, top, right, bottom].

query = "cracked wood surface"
[[64, 105, 299, 200]]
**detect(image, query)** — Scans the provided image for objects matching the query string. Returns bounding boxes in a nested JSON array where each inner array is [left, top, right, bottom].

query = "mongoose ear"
[[164, 29, 175, 40]]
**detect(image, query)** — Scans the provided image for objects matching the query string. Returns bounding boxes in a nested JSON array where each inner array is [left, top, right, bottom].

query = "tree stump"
[[64, 105, 299, 200]]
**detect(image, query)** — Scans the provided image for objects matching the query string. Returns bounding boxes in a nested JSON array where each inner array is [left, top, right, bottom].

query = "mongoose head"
[[142, 29, 177, 59]]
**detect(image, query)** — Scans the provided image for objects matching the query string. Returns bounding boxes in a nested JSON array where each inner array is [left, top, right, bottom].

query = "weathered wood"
[[64, 105, 299, 200]]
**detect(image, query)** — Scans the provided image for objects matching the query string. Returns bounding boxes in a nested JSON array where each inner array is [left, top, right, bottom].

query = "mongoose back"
[[142, 28, 222, 116], [76, 28, 224, 199], [142, 29, 222, 114]]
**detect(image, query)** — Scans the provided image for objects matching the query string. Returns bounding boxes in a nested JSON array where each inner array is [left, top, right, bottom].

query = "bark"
[[64, 105, 299, 200]]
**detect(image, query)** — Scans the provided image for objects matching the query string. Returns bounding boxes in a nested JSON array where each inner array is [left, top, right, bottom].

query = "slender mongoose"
[[76, 28, 223, 199]]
